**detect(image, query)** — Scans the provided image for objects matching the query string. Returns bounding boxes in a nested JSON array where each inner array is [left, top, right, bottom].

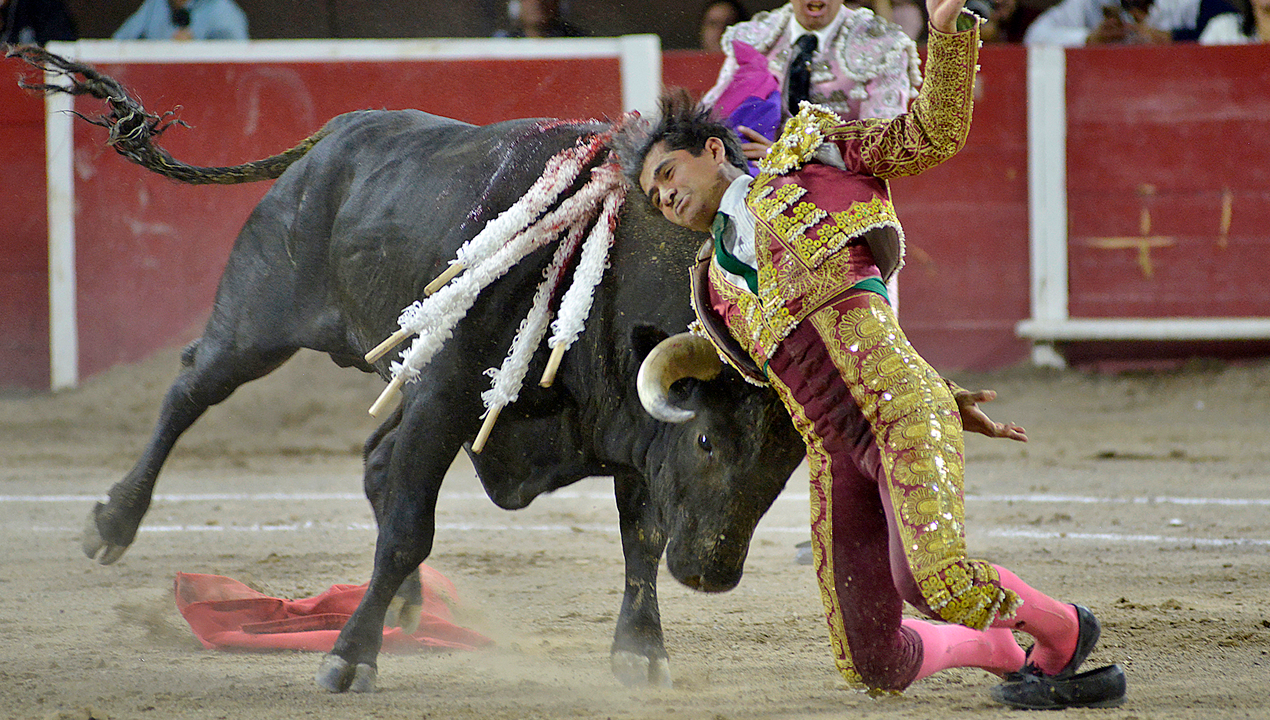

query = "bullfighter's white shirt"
[[787, 8, 842, 53], [715, 174, 758, 294]]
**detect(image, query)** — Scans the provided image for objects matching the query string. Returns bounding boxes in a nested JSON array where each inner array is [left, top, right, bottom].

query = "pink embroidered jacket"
[[701, 3, 922, 124]]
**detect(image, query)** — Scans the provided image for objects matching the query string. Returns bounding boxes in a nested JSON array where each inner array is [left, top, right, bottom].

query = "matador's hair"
[[617, 88, 747, 195]]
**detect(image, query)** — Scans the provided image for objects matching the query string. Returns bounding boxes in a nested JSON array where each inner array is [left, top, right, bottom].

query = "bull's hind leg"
[[611, 468, 673, 688], [83, 336, 297, 564]]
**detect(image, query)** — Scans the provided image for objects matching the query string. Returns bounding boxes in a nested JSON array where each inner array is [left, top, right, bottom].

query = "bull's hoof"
[[81, 505, 130, 565], [611, 650, 673, 688], [316, 654, 377, 693], [385, 597, 422, 634]]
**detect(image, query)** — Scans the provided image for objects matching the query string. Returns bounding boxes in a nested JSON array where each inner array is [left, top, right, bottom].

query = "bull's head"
[[634, 330, 803, 593]]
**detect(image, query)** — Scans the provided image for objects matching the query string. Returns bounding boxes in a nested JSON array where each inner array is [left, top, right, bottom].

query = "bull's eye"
[[697, 434, 713, 453]]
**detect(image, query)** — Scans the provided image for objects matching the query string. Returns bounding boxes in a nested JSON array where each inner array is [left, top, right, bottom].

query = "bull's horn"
[[636, 333, 722, 423]]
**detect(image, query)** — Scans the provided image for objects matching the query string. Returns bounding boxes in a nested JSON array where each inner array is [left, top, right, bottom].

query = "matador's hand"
[[927, 0, 969, 33], [955, 389, 1027, 442], [736, 125, 773, 161]]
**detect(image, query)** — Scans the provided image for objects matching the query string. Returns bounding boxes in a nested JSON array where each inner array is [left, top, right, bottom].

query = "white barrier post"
[[45, 40, 78, 391], [1024, 44, 1067, 368]]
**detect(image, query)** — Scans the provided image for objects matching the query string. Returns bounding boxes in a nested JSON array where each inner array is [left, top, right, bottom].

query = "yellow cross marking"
[[1081, 187, 1235, 277], [1219, 187, 1232, 249], [1083, 236, 1175, 278]]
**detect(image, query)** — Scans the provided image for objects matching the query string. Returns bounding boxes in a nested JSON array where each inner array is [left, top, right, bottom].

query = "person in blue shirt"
[[113, 0, 248, 41]]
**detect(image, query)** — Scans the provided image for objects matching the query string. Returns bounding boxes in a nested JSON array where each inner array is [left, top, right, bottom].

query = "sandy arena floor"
[[2, 347, 1268, 720]]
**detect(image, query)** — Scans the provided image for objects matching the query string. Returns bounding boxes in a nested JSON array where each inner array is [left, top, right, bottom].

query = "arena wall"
[[2, 40, 1267, 390], [0, 77, 51, 389]]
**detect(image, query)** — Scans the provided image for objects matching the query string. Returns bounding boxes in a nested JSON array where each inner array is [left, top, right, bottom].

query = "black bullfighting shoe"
[[989, 663, 1127, 710], [1011, 604, 1102, 681], [992, 606, 1122, 710]]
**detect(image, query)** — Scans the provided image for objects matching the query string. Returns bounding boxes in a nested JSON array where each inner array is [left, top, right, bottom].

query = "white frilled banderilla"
[[364, 127, 629, 452]]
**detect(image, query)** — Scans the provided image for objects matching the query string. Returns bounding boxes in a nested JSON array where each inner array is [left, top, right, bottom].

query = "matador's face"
[[639, 138, 733, 234]]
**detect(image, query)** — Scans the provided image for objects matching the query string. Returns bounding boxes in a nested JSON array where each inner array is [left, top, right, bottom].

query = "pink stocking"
[[902, 619, 1025, 681], [990, 566, 1079, 675]]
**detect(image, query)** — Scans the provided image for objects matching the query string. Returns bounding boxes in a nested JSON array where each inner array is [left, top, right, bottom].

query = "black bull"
[[26, 62, 816, 693]]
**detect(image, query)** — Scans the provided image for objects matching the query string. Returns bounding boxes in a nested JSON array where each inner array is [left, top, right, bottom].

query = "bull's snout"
[[665, 532, 748, 593], [675, 569, 742, 593]]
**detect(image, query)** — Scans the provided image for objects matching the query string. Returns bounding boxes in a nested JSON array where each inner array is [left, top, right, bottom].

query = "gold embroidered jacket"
[[702, 23, 981, 371]]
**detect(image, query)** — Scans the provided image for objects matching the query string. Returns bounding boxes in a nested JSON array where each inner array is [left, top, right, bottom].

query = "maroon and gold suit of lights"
[[695, 22, 1020, 691]]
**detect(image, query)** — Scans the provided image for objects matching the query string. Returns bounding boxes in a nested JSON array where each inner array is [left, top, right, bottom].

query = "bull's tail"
[[8, 44, 331, 185]]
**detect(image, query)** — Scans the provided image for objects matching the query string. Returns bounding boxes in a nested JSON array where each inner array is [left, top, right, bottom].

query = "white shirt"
[[715, 174, 758, 293], [1023, 0, 1204, 45], [787, 8, 843, 52], [1199, 12, 1255, 43]]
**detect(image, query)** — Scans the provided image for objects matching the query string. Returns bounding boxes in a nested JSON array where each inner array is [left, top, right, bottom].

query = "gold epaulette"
[[757, 102, 843, 176]]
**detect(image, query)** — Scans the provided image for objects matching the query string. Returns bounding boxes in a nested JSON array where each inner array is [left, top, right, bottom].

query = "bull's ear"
[[630, 324, 670, 363]]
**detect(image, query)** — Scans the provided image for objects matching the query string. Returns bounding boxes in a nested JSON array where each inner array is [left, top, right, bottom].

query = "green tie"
[[712, 213, 759, 295]]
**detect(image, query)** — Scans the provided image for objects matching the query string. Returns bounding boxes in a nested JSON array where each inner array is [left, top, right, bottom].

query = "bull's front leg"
[[360, 407, 425, 633], [611, 468, 672, 688], [314, 561, 402, 693], [316, 398, 455, 693], [315, 484, 438, 693]]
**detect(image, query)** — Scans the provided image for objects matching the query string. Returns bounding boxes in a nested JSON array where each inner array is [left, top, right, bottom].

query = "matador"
[[630, 0, 1126, 709]]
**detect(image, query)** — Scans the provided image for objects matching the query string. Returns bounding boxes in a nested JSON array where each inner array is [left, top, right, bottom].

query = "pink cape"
[[174, 566, 493, 653], [713, 39, 781, 124], [711, 39, 782, 174]]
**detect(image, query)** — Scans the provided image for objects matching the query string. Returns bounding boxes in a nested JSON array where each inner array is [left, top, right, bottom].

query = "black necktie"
[[787, 33, 818, 115]]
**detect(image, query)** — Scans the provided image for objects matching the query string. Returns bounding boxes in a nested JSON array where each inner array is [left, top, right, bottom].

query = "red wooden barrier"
[[0, 62, 51, 389], [4, 43, 1269, 389], [1066, 44, 1270, 320]]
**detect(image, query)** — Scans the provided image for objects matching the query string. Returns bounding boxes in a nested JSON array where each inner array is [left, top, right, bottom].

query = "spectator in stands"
[[1200, 0, 1268, 41], [699, 0, 750, 52], [113, 0, 248, 41], [0, 0, 77, 45], [1023, 0, 1238, 44], [700, 0, 921, 162], [888, 0, 930, 40], [495, 0, 587, 38]]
